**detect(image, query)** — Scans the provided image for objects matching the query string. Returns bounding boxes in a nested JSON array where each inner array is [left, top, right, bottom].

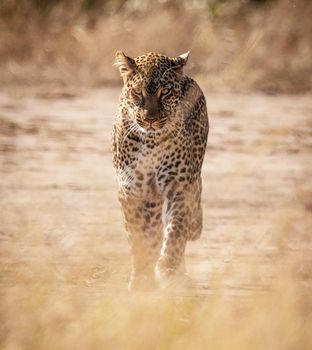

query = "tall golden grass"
[[1, 194, 311, 350]]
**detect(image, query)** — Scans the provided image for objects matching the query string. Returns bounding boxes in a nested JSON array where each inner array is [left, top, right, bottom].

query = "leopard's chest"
[[117, 137, 191, 197]]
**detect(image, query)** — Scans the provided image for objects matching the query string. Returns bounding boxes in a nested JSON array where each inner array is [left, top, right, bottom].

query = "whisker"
[[122, 122, 138, 145]]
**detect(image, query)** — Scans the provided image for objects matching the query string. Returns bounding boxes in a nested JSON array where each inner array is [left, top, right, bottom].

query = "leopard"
[[112, 51, 209, 291]]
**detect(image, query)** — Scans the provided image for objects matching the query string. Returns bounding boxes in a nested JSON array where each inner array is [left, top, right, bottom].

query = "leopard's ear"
[[114, 51, 136, 82], [172, 51, 190, 75]]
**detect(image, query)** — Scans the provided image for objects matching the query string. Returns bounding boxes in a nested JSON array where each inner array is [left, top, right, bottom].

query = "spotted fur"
[[112, 51, 209, 290]]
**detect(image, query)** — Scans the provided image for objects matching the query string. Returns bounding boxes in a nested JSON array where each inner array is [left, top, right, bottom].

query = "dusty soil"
[[1, 87, 312, 296]]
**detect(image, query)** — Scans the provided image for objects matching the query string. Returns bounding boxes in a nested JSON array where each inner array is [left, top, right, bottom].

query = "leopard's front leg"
[[155, 190, 189, 289], [119, 194, 163, 291], [155, 179, 203, 289]]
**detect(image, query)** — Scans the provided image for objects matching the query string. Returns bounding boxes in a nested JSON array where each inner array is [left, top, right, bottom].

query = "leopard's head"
[[114, 51, 189, 135]]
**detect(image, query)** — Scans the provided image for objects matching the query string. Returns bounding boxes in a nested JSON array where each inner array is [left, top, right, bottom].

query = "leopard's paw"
[[155, 267, 193, 292]]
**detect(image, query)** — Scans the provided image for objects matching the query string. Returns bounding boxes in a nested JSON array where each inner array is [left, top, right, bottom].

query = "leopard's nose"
[[143, 94, 160, 121], [143, 109, 159, 121]]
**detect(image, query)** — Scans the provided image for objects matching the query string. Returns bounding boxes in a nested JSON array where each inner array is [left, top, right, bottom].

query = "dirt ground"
[[1, 86, 312, 349], [1, 87, 311, 295]]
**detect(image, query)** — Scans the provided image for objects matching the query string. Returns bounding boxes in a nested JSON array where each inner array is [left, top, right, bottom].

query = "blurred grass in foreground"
[[0, 0, 311, 92], [1, 256, 312, 349], [1, 198, 311, 350]]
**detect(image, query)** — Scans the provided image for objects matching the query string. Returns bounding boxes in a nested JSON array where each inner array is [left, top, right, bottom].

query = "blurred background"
[[1, 0, 312, 92]]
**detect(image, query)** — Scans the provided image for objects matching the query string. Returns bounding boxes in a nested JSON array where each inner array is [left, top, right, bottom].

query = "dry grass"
[[1, 203, 312, 350], [0, 0, 311, 92], [0, 192, 311, 348]]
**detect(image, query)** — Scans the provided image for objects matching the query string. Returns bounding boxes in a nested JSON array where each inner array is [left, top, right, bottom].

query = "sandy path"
[[1, 88, 311, 296]]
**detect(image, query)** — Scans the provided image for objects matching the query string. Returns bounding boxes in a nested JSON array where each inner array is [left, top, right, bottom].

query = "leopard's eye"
[[161, 88, 170, 96], [131, 87, 144, 106]]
